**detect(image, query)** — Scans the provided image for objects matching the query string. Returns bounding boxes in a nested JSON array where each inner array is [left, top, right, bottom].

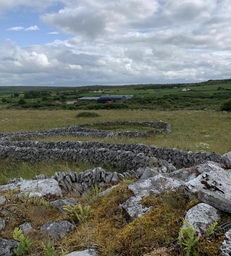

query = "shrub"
[[18, 99, 26, 105], [76, 112, 100, 118], [220, 98, 231, 111]]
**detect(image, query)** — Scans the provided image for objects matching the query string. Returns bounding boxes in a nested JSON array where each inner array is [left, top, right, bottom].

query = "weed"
[[92, 184, 102, 198], [178, 220, 219, 256], [30, 196, 50, 208], [42, 242, 56, 256], [41, 242, 67, 256], [205, 221, 218, 236], [178, 220, 200, 256], [63, 203, 91, 224], [13, 227, 32, 255]]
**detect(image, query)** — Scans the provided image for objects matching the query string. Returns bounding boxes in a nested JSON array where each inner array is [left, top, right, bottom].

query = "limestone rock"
[[0, 218, 6, 231], [19, 222, 33, 234], [195, 161, 224, 174], [65, 249, 98, 256], [40, 220, 74, 240], [99, 185, 119, 197], [184, 203, 220, 233], [50, 198, 77, 214], [0, 238, 19, 256], [121, 196, 152, 219], [223, 151, 231, 169], [140, 167, 159, 179], [166, 167, 198, 182], [220, 229, 231, 256], [129, 174, 184, 198], [0, 178, 62, 198], [122, 175, 183, 219], [185, 166, 231, 214], [0, 196, 6, 205]]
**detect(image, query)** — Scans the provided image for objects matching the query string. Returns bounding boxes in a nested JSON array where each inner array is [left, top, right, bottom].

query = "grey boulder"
[[184, 203, 220, 233]]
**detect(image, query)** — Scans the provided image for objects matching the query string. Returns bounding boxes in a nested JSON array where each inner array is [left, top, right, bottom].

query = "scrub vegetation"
[[0, 79, 231, 111]]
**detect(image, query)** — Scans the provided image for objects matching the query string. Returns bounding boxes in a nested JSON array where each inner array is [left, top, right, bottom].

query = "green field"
[[0, 109, 230, 154], [0, 79, 230, 111]]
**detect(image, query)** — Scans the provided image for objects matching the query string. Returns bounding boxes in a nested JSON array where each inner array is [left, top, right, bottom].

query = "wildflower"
[[118, 203, 123, 209], [197, 232, 202, 238]]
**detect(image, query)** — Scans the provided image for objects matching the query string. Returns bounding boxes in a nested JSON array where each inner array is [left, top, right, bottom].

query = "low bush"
[[220, 98, 231, 111], [76, 112, 101, 118]]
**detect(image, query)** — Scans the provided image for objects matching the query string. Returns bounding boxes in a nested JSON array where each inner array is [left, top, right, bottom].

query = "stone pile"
[[53, 167, 140, 194]]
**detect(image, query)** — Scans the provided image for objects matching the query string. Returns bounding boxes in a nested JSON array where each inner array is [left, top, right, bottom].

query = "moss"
[[62, 182, 134, 254], [1, 182, 231, 256], [196, 234, 225, 255], [0, 193, 62, 239]]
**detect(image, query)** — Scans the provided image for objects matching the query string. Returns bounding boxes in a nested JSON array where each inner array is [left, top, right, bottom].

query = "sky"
[[0, 0, 231, 87]]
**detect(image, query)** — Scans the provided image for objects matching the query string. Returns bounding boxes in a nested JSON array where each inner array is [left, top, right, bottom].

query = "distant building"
[[66, 100, 78, 105], [77, 97, 100, 102], [182, 88, 190, 92], [93, 89, 105, 94], [97, 95, 133, 103]]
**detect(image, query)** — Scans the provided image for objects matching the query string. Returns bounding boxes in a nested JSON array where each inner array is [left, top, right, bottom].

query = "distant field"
[[0, 109, 230, 154], [0, 79, 230, 110]]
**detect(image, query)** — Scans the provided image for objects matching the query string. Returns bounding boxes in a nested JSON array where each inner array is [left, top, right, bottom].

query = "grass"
[[0, 109, 228, 153], [0, 107, 230, 255], [0, 109, 230, 183], [0, 159, 94, 185]]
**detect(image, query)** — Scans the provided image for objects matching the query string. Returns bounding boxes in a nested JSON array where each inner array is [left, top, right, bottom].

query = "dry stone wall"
[[150, 146, 224, 169], [0, 121, 171, 141], [0, 140, 226, 170], [0, 121, 227, 173]]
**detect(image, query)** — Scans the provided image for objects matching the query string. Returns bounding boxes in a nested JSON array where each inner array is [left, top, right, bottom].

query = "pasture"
[[0, 109, 230, 154]]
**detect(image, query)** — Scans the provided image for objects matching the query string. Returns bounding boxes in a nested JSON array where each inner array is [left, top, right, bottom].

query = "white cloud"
[[47, 31, 59, 35], [7, 25, 40, 31], [1, 0, 231, 86], [7, 26, 24, 31], [25, 25, 40, 31]]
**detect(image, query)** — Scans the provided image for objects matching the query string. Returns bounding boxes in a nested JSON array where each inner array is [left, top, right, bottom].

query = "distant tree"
[[18, 99, 26, 105], [14, 93, 20, 97], [220, 99, 231, 111], [42, 96, 48, 101]]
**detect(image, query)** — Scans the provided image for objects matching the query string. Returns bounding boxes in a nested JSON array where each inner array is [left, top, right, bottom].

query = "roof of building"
[[78, 97, 100, 100]]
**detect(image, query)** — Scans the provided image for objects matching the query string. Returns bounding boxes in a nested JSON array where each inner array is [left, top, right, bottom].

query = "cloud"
[[41, 1, 160, 38], [47, 31, 59, 35], [0, 0, 64, 13], [25, 25, 40, 31], [1, 0, 231, 86], [7, 25, 40, 31], [7, 26, 24, 31], [42, 6, 106, 38]]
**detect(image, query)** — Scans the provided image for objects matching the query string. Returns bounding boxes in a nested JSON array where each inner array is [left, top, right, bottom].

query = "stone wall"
[[0, 121, 227, 171], [150, 146, 224, 169], [0, 140, 226, 171], [0, 121, 171, 141]]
